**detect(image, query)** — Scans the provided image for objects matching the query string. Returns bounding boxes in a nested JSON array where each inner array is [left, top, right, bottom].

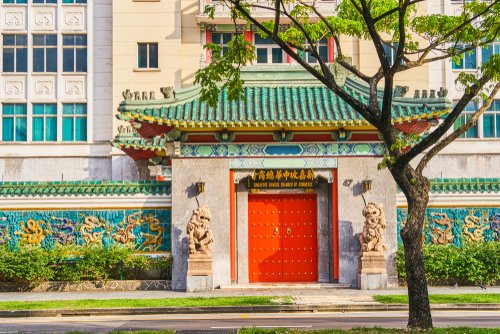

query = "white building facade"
[[0, 0, 114, 182]]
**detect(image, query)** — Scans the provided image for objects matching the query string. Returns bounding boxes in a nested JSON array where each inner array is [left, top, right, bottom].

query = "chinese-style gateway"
[[113, 66, 451, 289]]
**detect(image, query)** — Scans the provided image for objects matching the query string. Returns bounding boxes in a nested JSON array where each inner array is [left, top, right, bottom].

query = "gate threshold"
[[219, 283, 351, 290]]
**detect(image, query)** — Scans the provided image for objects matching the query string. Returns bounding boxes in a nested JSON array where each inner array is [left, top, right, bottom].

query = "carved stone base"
[[358, 251, 387, 290], [358, 251, 387, 274], [186, 275, 214, 292], [358, 273, 388, 290], [187, 257, 213, 276]]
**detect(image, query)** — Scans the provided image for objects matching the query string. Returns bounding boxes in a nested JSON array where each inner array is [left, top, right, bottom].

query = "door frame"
[[234, 183, 334, 284], [247, 193, 319, 283]]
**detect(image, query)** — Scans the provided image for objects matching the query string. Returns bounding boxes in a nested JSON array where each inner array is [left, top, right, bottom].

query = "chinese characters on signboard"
[[247, 169, 319, 189]]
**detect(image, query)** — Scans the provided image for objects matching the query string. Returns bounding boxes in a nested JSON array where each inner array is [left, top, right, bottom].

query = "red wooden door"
[[282, 194, 318, 282], [248, 195, 283, 282], [248, 194, 317, 283]]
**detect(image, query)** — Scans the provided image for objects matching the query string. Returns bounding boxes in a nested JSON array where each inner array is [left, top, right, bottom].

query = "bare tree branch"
[[415, 82, 500, 175], [405, 0, 500, 64], [396, 74, 492, 167], [224, 0, 378, 125]]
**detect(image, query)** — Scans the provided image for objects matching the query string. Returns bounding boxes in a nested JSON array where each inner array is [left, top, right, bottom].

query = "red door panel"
[[248, 195, 282, 282], [248, 193, 318, 283], [282, 194, 318, 282]]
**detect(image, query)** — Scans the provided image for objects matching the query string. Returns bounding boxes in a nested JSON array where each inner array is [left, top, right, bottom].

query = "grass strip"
[[67, 328, 500, 334], [373, 294, 500, 304], [0, 296, 292, 311], [239, 328, 500, 334]]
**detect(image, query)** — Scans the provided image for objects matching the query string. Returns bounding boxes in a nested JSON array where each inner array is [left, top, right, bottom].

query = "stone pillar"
[[358, 202, 388, 289]]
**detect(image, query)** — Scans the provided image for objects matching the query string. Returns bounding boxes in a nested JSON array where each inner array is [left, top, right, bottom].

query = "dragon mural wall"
[[0, 209, 170, 252], [397, 207, 500, 247]]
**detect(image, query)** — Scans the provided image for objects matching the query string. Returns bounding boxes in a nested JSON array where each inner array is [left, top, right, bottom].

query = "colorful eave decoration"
[[113, 66, 452, 160]]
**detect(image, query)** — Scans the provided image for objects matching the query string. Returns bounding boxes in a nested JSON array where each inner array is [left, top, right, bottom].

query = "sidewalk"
[[0, 286, 498, 303], [0, 286, 499, 317]]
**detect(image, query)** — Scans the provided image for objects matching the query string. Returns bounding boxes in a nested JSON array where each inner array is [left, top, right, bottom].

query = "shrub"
[[73, 245, 132, 281], [0, 244, 173, 284], [397, 242, 500, 285], [0, 245, 58, 285]]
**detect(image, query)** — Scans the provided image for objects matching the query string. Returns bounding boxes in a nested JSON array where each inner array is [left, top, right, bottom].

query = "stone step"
[[219, 283, 351, 290]]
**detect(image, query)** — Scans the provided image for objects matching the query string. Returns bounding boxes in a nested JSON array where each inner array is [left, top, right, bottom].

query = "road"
[[0, 311, 499, 333]]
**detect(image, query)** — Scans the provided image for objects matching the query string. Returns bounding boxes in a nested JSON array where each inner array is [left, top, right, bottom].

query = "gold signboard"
[[247, 169, 319, 190]]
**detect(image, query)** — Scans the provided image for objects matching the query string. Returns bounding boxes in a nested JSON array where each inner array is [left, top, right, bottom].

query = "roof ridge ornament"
[[160, 86, 176, 99]]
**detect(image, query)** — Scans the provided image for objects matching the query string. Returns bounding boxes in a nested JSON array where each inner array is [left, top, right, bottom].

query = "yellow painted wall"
[[112, 0, 201, 134]]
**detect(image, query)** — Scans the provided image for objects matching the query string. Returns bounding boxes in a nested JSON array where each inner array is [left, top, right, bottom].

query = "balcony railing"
[[200, 0, 338, 18]]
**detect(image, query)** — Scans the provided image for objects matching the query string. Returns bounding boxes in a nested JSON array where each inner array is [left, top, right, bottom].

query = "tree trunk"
[[400, 177, 433, 329]]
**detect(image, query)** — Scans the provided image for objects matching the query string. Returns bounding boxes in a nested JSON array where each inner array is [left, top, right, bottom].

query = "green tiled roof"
[[0, 180, 171, 197], [429, 178, 500, 194], [117, 66, 452, 129], [112, 136, 169, 153]]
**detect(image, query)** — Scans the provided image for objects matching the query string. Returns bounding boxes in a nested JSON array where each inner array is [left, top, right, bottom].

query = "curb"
[[1, 303, 500, 318]]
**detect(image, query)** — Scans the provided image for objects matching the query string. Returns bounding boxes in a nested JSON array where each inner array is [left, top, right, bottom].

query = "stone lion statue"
[[186, 204, 213, 256], [359, 202, 387, 253]]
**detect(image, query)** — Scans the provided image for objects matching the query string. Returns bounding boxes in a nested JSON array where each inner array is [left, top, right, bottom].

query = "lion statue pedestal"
[[357, 202, 388, 290], [186, 204, 214, 292]]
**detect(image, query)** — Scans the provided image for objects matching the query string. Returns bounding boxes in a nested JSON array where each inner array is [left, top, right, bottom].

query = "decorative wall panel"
[[33, 75, 56, 100], [397, 207, 500, 247], [2, 7, 26, 31], [31, 7, 56, 31], [0, 208, 171, 252], [61, 6, 86, 31], [62, 75, 86, 99], [2, 75, 27, 100], [181, 143, 385, 158]]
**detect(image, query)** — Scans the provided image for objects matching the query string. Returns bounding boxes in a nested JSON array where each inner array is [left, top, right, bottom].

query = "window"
[[62, 103, 87, 141], [62, 0, 87, 3], [2, 34, 27, 73], [383, 42, 402, 66], [483, 100, 500, 138], [137, 43, 158, 69], [63, 34, 87, 72], [481, 42, 500, 64], [254, 34, 285, 64], [32, 104, 57, 142], [454, 101, 479, 138], [2, 104, 27, 142], [210, 32, 233, 56], [2, 0, 28, 3], [33, 34, 57, 72], [33, 0, 57, 3], [298, 38, 328, 63], [452, 45, 477, 69]]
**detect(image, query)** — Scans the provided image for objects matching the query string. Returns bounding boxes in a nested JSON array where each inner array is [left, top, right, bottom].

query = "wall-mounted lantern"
[[196, 179, 206, 195], [362, 179, 373, 192]]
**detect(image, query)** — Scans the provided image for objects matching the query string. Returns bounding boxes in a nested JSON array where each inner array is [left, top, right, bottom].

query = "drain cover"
[[177, 330, 237, 334]]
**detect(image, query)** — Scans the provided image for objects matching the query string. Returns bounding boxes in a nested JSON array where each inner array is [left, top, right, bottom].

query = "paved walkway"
[[0, 286, 498, 305]]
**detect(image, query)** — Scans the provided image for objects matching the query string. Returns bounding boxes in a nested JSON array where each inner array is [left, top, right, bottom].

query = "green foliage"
[[74, 245, 132, 281], [397, 243, 500, 285], [0, 244, 173, 284], [0, 245, 58, 285], [195, 34, 255, 108]]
